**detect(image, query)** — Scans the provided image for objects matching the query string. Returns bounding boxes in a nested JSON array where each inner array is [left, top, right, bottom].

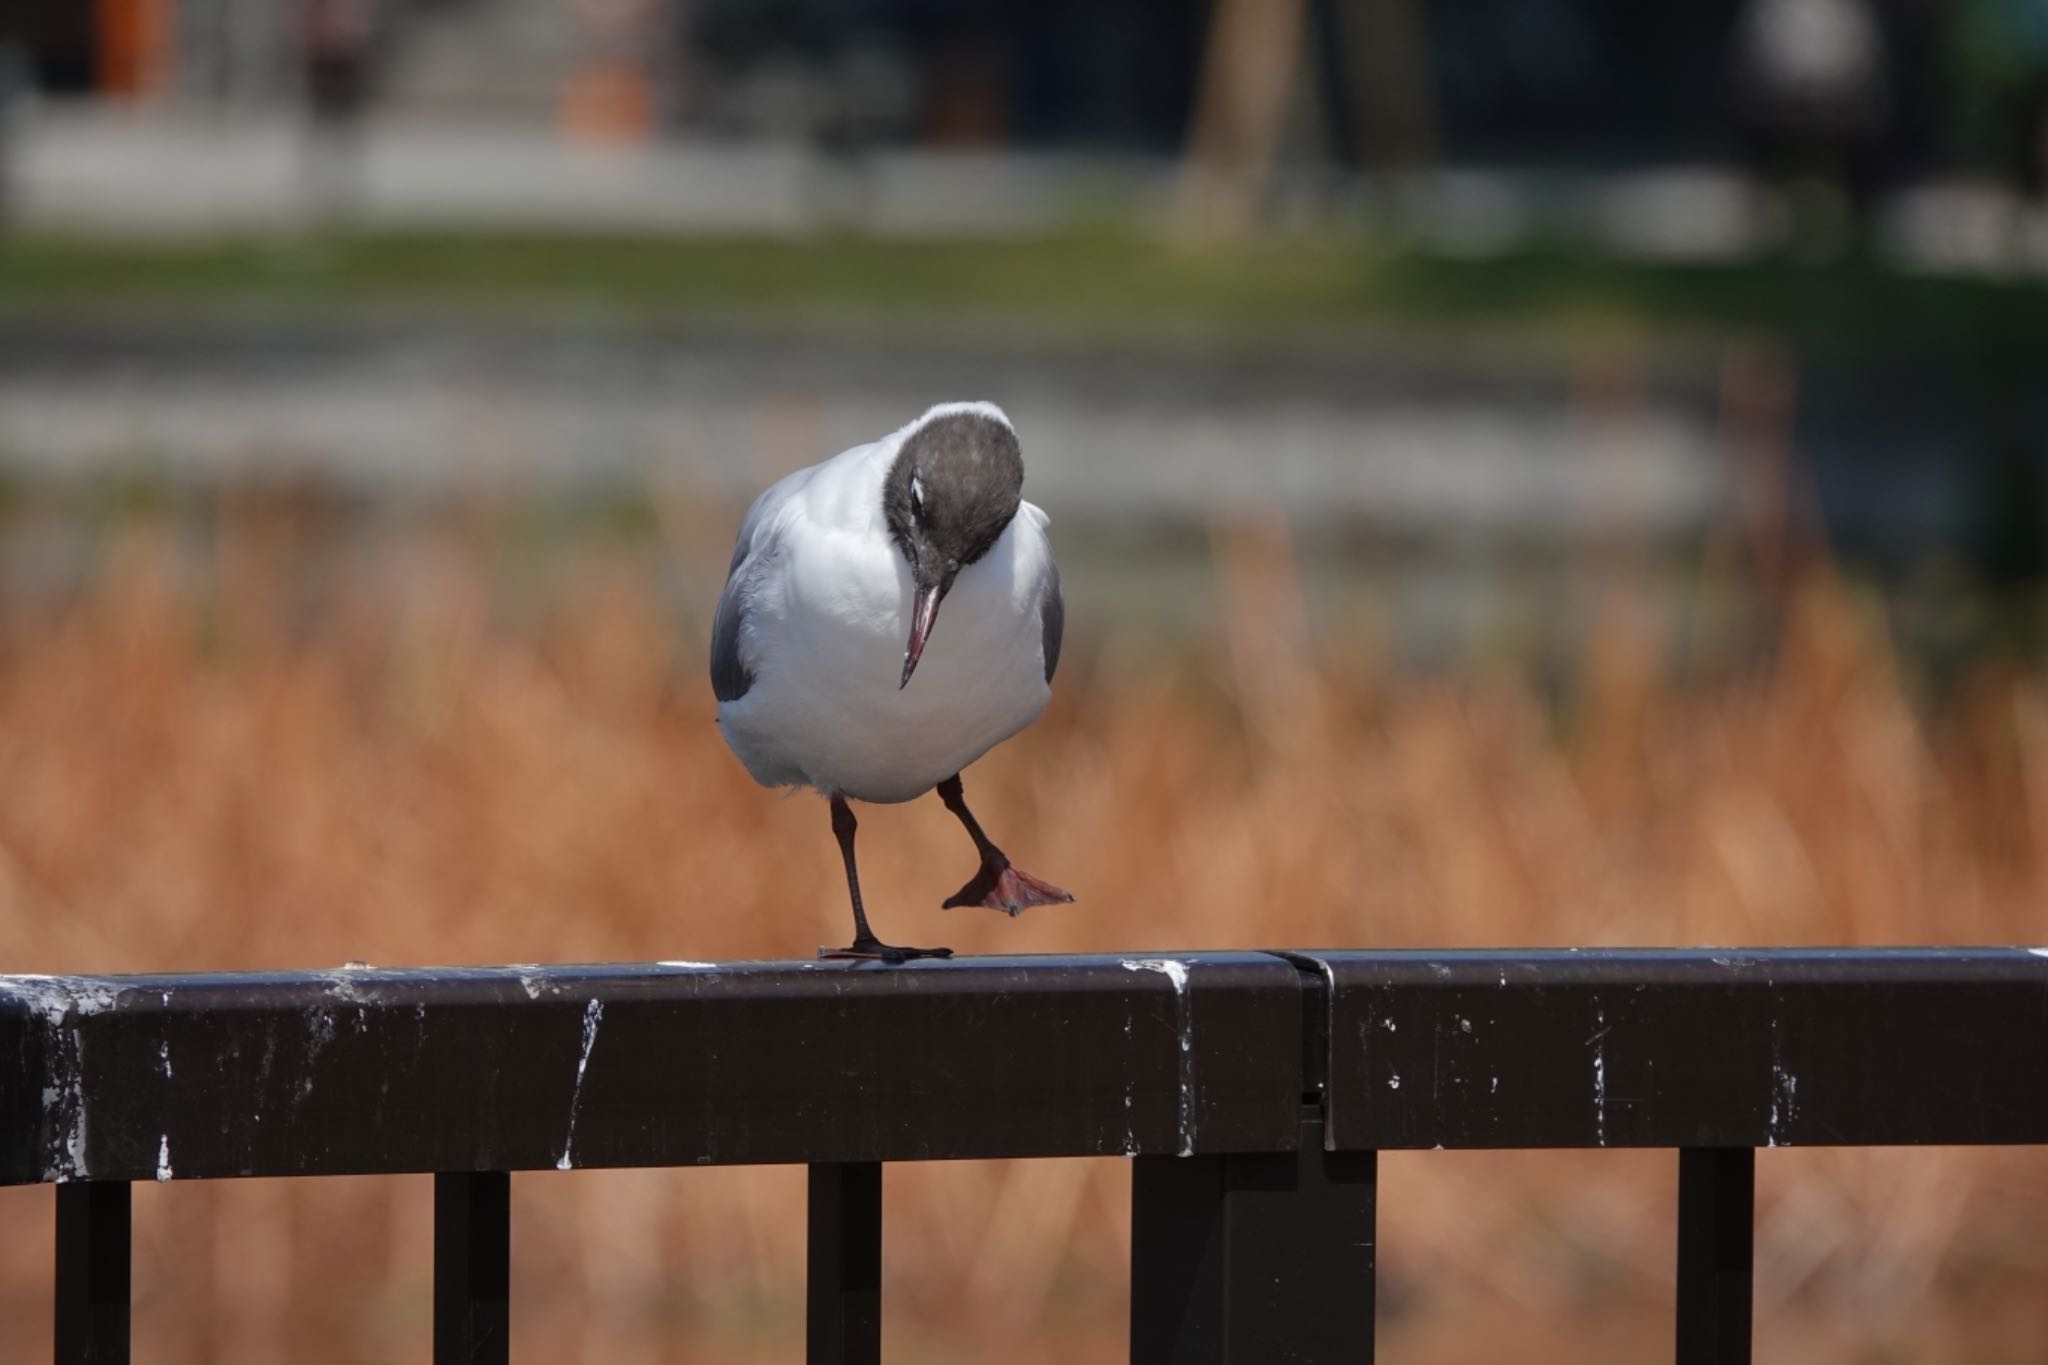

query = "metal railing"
[[6, 948, 2048, 1363]]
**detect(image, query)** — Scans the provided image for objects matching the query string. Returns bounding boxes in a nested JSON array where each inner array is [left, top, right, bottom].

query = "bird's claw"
[[819, 939, 954, 964]]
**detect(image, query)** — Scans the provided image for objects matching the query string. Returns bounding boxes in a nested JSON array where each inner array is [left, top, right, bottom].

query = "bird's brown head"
[[883, 408, 1024, 688]]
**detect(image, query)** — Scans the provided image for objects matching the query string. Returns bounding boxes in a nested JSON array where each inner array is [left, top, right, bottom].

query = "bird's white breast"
[[716, 455, 1055, 804]]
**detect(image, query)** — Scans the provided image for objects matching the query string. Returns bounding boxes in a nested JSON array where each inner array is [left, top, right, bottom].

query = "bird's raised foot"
[[942, 858, 1075, 917], [819, 937, 954, 964]]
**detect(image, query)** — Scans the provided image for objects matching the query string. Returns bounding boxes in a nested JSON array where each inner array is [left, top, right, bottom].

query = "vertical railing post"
[[1130, 1110, 1376, 1363], [808, 1162, 882, 1365], [54, 1181, 130, 1365], [1676, 1147, 1753, 1365], [434, 1171, 510, 1365]]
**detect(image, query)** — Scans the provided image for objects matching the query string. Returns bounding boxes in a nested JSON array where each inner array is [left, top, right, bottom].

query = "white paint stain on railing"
[[0, 975, 119, 1182], [557, 999, 605, 1172], [1121, 959, 1195, 1157], [1590, 1009, 1610, 1147]]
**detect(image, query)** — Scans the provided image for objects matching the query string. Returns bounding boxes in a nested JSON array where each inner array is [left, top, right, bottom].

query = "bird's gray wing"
[[1039, 560, 1064, 684], [709, 476, 801, 703], [709, 561, 758, 702]]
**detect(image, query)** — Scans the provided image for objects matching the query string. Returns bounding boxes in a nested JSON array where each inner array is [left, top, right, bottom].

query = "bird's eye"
[[909, 476, 926, 519]]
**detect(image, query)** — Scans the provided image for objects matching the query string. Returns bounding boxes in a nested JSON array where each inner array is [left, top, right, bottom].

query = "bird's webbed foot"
[[941, 857, 1075, 917]]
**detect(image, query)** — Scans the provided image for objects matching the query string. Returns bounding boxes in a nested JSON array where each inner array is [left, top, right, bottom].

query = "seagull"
[[710, 401, 1073, 961]]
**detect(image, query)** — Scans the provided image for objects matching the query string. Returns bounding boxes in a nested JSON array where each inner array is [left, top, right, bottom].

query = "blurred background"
[[1, 0, 2048, 1360]]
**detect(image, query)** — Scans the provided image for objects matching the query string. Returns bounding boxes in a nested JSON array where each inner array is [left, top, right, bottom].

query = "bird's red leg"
[[935, 775, 1074, 916], [819, 796, 952, 962]]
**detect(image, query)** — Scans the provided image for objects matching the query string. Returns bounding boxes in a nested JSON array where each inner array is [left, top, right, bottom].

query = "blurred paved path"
[[0, 320, 1724, 539], [5, 106, 1155, 238], [8, 106, 2047, 276]]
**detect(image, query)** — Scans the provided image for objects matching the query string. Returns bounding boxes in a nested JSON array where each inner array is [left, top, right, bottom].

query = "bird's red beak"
[[900, 583, 943, 689]]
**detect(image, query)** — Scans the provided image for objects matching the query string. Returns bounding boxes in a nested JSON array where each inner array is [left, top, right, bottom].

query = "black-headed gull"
[[711, 402, 1072, 961]]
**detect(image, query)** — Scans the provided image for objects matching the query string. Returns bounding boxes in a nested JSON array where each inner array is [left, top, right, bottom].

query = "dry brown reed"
[[0, 510, 2045, 1363]]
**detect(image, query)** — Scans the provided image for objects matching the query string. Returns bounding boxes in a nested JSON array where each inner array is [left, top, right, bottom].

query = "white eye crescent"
[[910, 476, 926, 516]]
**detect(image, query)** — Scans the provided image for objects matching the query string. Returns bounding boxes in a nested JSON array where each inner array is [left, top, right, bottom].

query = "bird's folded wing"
[[1039, 559, 1064, 685], [709, 560, 761, 703], [709, 474, 806, 704]]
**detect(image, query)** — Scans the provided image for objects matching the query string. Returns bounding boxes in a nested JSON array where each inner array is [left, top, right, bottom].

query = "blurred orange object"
[[559, 61, 655, 146], [96, 0, 173, 98]]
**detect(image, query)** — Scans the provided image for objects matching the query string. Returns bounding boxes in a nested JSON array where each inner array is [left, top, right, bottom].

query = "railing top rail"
[[1294, 946, 2048, 1151], [5, 947, 2047, 1185], [0, 953, 1305, 1186]]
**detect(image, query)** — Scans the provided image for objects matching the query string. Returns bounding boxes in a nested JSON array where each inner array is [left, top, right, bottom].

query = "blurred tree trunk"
[[1176, 0, 1438, 241], [1331, 0, 1437, 170], [1174, 0, 1308, 243]]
